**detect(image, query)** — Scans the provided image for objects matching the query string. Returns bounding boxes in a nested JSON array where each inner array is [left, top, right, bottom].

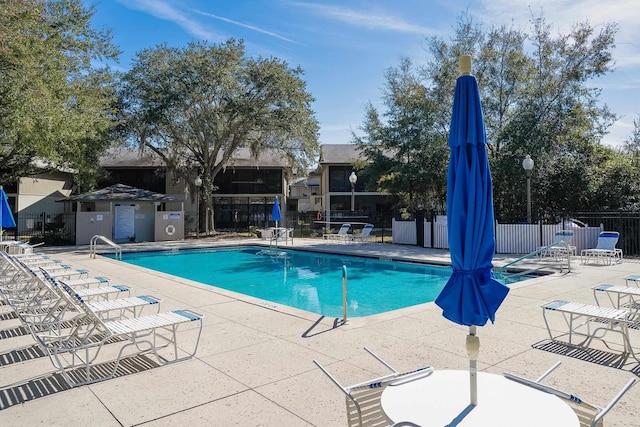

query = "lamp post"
[[522, 155, 534, 223], [194, 175, 202, 237], [349, 171, 357, 213]]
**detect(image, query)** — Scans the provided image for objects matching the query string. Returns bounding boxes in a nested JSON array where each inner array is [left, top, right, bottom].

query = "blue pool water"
[[114, 246, 528, 318]]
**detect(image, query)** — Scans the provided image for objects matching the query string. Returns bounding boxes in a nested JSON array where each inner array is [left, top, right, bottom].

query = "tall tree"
[[0, 0, 120, 189], [121, 39, 320, 232], [421, 13, 619, 219], [354, 58, 448, 213]]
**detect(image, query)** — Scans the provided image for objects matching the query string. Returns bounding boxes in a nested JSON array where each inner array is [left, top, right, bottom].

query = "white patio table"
[[381, 369, 578, 427]]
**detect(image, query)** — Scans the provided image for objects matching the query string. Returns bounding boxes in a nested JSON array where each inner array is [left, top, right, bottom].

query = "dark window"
[[100, 168, 165, 193], [329, 166, 368, 192], [329, 166, 350, 192], [214, 168, 282, 194]]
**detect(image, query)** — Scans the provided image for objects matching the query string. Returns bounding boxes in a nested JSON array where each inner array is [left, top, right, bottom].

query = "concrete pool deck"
[[0, 237, 638, 426]]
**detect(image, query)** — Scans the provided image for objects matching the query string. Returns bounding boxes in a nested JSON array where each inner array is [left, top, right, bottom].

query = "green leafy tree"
[[421, 13, 619, 219], [121, 39, 320, 232], [0, 0, 120, 189], [354, 58, 448, 213]]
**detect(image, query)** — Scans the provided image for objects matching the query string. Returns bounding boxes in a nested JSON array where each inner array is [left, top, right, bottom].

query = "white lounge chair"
[[581, 231, 623, 265], [541, 299, 639, 361], [324, 223, 352, 243], [353, 224, 375, 243], [504, 361, 636, 427], [539, 230, 575, 260], [40, 264, 89, 280], [314, 347, 433, 427], [625, 274, 640, 287], [2, 240, 45, 255], [593, 284, 640, 315], [34, 281, 203, 387]]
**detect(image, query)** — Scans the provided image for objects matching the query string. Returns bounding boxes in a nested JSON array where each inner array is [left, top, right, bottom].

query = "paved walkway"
[[0, 238, 638, 426]]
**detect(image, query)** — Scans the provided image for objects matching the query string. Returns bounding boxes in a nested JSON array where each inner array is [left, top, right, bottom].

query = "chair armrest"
[[592, 378, 636, 426]]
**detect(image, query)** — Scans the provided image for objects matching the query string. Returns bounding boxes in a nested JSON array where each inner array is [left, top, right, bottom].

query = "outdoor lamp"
[[522, 155, 534, 223], [194, 176, 202, 237], [349, 171, 357, 212]]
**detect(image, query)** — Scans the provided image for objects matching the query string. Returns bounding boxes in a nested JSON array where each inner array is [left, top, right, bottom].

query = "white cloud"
[[191, 9, 303, 45], [117, 0, 218, 41], [287, 1, 435, 35]]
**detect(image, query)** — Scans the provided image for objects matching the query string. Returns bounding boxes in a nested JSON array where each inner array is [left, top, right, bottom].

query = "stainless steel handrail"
[[89, 235, 122, 260], [496, 240, 571, 280]]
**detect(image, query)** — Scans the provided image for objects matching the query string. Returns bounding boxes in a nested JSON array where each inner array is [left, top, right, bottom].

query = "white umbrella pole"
[[467, 325, 480, 406]]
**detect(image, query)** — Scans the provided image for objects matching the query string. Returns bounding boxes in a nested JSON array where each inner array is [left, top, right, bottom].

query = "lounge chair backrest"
[[596, 231, 619, 251], [360, 224, 374, 238], [554, 230, 574, 244], [337, 224, 351, 235]]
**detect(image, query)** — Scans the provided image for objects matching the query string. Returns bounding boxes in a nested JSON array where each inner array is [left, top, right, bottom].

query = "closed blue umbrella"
[[272, 197, 282, 246], [272, 197, 282, 227], [434, 56, 509, 406], [0, 187, 16, 243]]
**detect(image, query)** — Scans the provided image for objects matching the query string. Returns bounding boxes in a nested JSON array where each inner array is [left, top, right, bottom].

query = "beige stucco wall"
[[17, 171, 73, 213], [76, 212, 113, 245], [155, 210, 185, 241]]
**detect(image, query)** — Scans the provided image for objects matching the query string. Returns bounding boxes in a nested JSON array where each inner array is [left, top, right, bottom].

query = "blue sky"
[[87, 0, 640, 148]]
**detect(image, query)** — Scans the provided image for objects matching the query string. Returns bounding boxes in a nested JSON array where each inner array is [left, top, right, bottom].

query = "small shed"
[[60, 184, 184, 245]]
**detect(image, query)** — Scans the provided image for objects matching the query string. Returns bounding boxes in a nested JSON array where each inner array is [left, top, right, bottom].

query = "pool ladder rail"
[[495, 240, 572, 282], [89, 235, 122, 261]]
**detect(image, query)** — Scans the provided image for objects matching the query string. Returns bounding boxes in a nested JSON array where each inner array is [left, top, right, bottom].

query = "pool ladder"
[[89, 235, 122, 260]]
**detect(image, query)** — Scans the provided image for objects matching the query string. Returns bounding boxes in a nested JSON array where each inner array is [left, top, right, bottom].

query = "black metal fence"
[[5, 211, 76, 246], [6, 208, 640, 256], [570, 211, 640, 258], [274, 210, 395, 243]]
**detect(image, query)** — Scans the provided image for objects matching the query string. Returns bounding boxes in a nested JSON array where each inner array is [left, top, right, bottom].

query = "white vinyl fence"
[[392, 219, 603, 255]]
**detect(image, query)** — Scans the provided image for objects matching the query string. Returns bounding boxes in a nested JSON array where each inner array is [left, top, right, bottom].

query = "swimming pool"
[[114, 246, 529, 318]]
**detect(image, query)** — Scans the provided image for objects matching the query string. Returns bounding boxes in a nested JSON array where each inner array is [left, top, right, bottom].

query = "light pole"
[[194, 175, 202, 237], [522, 155, 534, 223], [349, 171, 357, 213]]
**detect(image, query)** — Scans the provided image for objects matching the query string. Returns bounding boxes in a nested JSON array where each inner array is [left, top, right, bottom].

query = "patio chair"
[[538, 230, 575, 260], [353, 224, 375, 244], [34, 280, 203, 387], [541, 299, 639, 361], [580, 231, 623, 265], [504, 361, 636, 427], [324, 223, 352, 243], [313, 347, 433, 427]]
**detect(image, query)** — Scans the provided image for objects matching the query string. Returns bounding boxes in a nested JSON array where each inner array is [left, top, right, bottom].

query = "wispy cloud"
[[117, 0, 217, 41], [288, 1, 434, 35], [191, 9, 303, 45]]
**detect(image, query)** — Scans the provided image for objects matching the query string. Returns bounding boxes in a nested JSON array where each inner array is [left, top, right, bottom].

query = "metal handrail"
[[496, 241, 571, 279], [89, 235, 122, 260]]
